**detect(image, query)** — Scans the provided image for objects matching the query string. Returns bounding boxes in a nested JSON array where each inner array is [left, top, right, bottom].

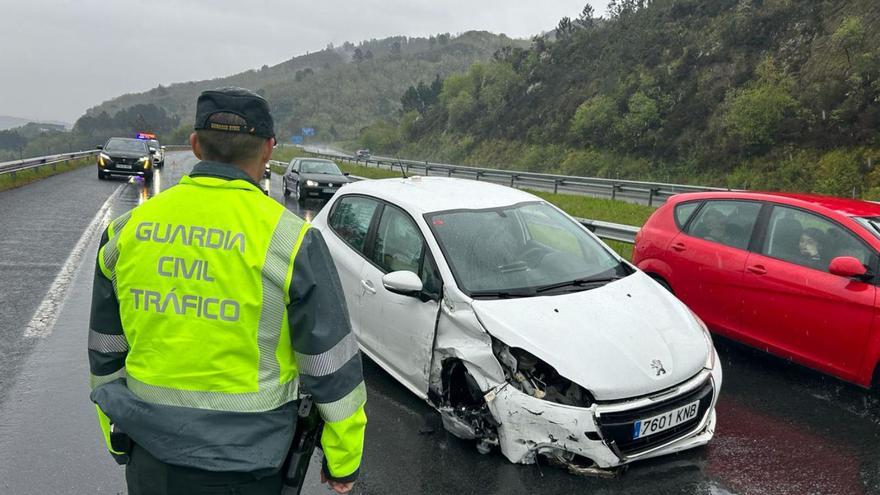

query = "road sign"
[[301, 127, 315, 137], [291, 135, 303, 144]]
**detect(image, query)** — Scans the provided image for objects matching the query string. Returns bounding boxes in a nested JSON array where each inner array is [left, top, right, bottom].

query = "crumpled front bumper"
[[484, 364, 722, 470]]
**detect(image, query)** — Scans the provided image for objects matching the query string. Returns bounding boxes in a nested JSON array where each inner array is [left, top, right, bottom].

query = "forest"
[[357, 0, 880, 197]]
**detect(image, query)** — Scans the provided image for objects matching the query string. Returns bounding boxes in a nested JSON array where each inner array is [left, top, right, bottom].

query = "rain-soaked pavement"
[[0, 151, 878, 494]]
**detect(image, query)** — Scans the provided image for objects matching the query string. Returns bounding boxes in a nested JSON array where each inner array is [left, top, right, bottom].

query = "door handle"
[[671, 242, 686, 252], [360, 279, 377, 294], [747, 265, 767, 275]]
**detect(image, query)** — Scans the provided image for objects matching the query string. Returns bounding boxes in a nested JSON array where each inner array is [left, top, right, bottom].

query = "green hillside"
[[84, 31, 525, 142], [358, 0, 880, 198]]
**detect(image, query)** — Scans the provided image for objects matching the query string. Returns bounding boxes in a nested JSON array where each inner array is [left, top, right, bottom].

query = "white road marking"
[[23, 183, 127, 339]]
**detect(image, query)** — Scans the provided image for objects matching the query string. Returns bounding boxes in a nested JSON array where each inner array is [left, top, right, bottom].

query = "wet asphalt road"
[[1, 151, 879, 494]]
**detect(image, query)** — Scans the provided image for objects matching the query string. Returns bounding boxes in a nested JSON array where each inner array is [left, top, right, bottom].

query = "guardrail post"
[[509, 175, 515, 187], [612, 184, 619, 200], [476, 171, 482, 181], [648, 187, 659, 207], [447, 168, 452, 177], [553, 180, 560, 194]]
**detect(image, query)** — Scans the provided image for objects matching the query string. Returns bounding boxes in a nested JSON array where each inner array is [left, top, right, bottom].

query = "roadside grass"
[[271, 146, 311, 163], [339, 163, 403, 180], [0, 157, 94, 192], [286, 159, 654, 259], [527, 190, 656, 226]]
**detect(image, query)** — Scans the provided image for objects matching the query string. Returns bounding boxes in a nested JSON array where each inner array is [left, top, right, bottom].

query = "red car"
[[633, 192, 880, 389]]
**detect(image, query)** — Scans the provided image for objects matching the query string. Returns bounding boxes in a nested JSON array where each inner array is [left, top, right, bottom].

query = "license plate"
[[117, 164, 132, 169], [632, 400, 700, 439], [322, 188, 337, 193]]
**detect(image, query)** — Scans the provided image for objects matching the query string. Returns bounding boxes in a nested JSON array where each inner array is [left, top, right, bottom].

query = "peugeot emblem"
[[329, 183, 334, 187], [650, 359, 667, 376]]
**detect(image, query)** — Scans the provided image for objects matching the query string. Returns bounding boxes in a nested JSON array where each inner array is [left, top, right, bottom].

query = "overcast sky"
[[0, 0, 606, 124]]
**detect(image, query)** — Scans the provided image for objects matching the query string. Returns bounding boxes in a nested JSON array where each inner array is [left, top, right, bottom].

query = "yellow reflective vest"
[[88, 161, 366, 481]]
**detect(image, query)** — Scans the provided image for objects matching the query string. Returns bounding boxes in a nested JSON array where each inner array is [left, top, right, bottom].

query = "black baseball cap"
[[194, 87, 275, 139]]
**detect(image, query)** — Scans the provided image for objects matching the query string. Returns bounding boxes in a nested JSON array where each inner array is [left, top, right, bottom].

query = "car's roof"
[[672, 191, 880, 218], [107, 137, 142, 142], [340, 177, 541, 214]]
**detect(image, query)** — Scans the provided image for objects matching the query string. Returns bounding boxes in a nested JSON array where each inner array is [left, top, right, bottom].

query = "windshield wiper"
[[470, 288, 537, 299], [535, 276, 622, 294]]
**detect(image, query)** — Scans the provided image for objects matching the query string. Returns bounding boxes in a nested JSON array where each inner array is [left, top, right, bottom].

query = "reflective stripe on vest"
[[104, 176, 309, 413]]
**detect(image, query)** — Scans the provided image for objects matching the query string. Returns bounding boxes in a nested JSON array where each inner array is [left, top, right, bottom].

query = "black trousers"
[[126, 444, 284, 495]]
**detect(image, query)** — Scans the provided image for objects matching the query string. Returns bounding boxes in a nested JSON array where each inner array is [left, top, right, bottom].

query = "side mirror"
[[829, 256, 868, 279], [382, 270, 423, 296], [96, 145, 103, 150], [161, 146, 166, 150], [343, 172, 350, 176]]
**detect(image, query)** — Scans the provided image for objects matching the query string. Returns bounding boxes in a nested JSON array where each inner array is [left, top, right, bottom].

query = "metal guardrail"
[[577, 218, 640, 244], [0, 150, 98, 175], [301, 148, 733, 207], [272, 158, 640, 244]]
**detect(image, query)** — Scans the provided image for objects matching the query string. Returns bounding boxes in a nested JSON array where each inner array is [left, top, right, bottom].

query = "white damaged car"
[[311, 177, 721, 474]]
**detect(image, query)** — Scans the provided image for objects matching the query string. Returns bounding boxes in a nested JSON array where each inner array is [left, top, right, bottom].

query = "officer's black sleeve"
[[288, 227, 366, 482], [89, 224, 128, 389]]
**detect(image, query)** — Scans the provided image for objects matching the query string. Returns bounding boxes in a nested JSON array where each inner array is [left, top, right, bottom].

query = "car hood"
[[470, 271, 708, 401], [301, 173, 350, 183]]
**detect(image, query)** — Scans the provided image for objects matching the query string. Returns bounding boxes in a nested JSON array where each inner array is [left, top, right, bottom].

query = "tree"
[[557, 17, 574, 38], [832, 16, 865, 75], [577, 4, 595, 28], [390, 42, 401, 56], [616, 91, 661, 147], [352, 48, 364, 64], [722, 60, 799, 150], [607, 0, 646, 19], [571, 95, 620, 146], [364, 50, 374, 61]]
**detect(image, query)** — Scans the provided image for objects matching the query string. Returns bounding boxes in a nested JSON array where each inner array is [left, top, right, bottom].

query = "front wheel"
[[98, 170, 107, 180], [282, 181, 290, 197], [144, 172, 154, 184], [296, 184, 305, 204]]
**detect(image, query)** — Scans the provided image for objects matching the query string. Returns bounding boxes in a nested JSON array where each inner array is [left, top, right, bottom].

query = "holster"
[[281, 397, 324, 494], [109, 425, 132, 465]]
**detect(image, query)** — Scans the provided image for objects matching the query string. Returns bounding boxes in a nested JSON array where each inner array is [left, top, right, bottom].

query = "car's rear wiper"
[[470, 288, 537, 299], [535, 276, 622, 293]]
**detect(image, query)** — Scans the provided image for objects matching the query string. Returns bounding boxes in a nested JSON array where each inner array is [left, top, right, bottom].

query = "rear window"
[[674, 201, 701, 229], [329, 196, 380, 254], [686, 200, 761, 250]]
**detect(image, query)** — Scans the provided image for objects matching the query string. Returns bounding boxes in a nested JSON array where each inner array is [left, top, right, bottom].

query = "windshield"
[[148, 140, 160, 149], [855, 217, 880, 240], [301, 160, 342, 175], [105, 139, 147, 153], [427, 202, 626, 296]]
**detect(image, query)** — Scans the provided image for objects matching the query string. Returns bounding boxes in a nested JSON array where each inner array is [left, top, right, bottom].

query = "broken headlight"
[[491, 338, 595, 408]]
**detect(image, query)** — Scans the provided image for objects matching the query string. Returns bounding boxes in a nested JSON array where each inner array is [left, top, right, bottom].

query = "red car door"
[[739, 204, 877, 383], [663, 200, 762, 337]]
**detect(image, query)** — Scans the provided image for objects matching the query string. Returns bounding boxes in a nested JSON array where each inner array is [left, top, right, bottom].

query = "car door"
[[739, 204, 878, 381], [324, 195, 382, 337], [357, 202, 442, 398], [285, 159, 300, 192], [663, 200, 763, 337]]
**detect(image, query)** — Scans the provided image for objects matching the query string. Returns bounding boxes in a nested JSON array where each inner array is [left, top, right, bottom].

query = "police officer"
[[87, 87, 366, 494]]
